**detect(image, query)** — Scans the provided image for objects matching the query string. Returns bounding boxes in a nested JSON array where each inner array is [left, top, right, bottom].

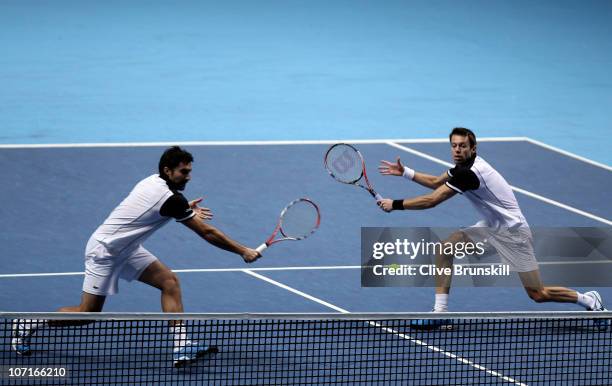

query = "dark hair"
[[158, 146, 194, 177], [449, 127, 477, 147]]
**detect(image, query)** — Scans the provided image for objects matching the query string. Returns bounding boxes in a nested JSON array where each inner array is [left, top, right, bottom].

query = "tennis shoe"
[[11, 320, 34, 356], [409, 310, 452, 331], [585, 291, 610, 331], [173, 341, 218, 367]]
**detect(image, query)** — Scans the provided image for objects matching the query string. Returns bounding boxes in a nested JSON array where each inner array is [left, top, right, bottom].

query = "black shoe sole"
[[174, 346, 219, 368]]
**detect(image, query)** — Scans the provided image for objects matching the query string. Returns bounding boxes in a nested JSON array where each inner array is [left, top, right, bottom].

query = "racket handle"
[[374, 193, 382, 201], [255, 243, 268, 254]]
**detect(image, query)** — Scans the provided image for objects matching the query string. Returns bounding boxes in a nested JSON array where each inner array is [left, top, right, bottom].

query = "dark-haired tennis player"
[[12, 146, 261, 365], [377, 128, 607, 328]]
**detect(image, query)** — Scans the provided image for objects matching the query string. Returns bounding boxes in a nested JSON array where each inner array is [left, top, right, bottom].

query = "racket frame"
[[324, 143, 382, 201], [256, 198, 321, 253]]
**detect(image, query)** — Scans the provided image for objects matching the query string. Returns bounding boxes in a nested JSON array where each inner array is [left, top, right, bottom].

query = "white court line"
[[371, 322, 526, 386], [243, 269, 526, 386], [1, 135, 607, 171], [0, 265, 361, 278], [525, 137, 612, 171], [386, 142, 612, 226], [242, 269, 348, 313], [0, 136, 526, 149], [0, 271, 86, 278], [2, 260, 610, 279]]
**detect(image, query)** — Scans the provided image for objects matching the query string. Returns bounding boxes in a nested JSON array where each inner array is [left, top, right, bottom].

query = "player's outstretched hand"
[[378, 157, 405, 176], [189, 197, 213, 221], [377, 198, 394, 212], [242, 248, 261, 263]]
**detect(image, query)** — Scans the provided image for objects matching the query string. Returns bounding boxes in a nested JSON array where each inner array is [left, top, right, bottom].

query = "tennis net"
[[1, 311, 611, 385]]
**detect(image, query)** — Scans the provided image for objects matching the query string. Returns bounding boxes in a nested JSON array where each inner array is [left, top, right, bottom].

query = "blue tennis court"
[[2, 0, 611, 383], [1, 139, 611, 384], [1, 139, 610, 313]]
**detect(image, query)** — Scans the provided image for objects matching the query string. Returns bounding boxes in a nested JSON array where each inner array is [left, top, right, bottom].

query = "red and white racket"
[[324, 143, 382, 201], [255, 198, 321, 254]]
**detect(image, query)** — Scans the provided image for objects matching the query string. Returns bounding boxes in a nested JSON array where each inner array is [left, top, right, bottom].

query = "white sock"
[[433, 294, 449, 312], [171, 324, 190, 349], [17, 319, 46, 335], [576, 292, 596, 310]]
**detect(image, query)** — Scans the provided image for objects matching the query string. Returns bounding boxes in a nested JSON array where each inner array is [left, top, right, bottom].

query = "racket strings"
[[325, 145, 363, 183], [279, 200, 320, 239]]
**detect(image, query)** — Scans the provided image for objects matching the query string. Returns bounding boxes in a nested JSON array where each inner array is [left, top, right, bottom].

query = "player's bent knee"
[[161, 273, 181, 293]]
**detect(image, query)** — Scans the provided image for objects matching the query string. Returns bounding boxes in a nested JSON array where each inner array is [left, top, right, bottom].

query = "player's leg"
[[519, 269, 609, 330], [137, 260, 183, 313], [125, 246, 183, 312], [489, 227, 576, 303], [47, 292, 107, 327], [14, 291, 105, 337], [131, 247, 217, 366], [12, 294, 106, 355], [410, 231, 472, 330], [433, 230, 472, 312], [519, 270, 578, 303], [56, 291, 106, 312], [496, 226, 607, 311], [11, 241, 113, 356], [519, 269, 607, 309]]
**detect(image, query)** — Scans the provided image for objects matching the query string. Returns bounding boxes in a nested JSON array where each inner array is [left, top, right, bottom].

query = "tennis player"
[[12, 146, 261, 365], [377, 128, 607, 328]]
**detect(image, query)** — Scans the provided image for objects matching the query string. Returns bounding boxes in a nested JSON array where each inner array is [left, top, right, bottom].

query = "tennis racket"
[[324, 143, 382, 201], [255, 198, 321, 254]]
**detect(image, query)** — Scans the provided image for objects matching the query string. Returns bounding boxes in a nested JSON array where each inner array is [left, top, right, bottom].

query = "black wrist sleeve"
[[392, 200, 405, 210]]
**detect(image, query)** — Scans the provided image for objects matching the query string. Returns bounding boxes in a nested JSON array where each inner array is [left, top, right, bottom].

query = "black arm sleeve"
[[445, 167, 480, 194], [160, 193, 195, 222]]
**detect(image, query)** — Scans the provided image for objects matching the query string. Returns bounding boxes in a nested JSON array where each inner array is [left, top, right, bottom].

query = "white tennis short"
[[462, 225, 539, 272], [82, 237, 158, 296]]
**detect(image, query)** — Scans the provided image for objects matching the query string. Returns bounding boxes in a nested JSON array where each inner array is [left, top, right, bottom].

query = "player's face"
[[165, 162, 192, 191], [450, 135, 476, 164]]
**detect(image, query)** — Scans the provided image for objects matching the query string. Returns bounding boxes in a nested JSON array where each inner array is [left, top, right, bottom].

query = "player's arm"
[[378, 157, 448, 189], [378, 184, 456, 212], [378, 166, 479, 212], [413, 171, 449, 190], [161, 193, 259, 262], [182, 217, 258, 262]]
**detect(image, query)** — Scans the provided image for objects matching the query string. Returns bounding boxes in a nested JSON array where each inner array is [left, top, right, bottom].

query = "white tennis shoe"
[[11, 319, 35, 356], [173, 341, 218, 367], [585, 291, 610, 331]]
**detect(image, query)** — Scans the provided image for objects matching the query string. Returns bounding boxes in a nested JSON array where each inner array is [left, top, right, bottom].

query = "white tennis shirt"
[[445, 155, 527, 228], [91, 174, 195, 254]]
